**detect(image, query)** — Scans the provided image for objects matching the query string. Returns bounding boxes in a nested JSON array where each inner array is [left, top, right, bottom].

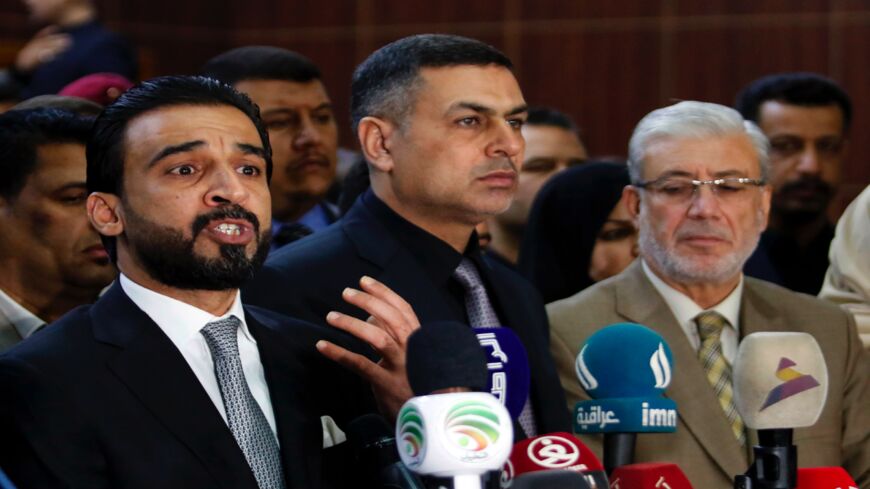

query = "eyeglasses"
[[633, 176, 766, 204]]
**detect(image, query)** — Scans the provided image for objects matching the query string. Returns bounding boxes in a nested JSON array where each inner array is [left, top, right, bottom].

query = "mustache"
[[674, 223, 732, 241], [470, 158, 518, 178], [778, 176, 834, 196], [191, 205, 261, 238]]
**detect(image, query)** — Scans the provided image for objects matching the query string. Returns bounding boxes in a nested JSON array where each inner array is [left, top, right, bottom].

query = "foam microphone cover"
[[732, 332, 828, 430], [796, 467, 858, 489], [407, 321, 488, 395], [510, 470, 592, 489], [476, 327, 531, 419], [574, 323, 673, 399], [609, 463, 693, 489]]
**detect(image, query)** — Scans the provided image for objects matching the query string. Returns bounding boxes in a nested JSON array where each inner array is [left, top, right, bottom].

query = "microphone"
[[346, 414, 426, 488], [407, 321, 489, 395], [475, 328, 531, 420], [609, 463, 694, 489], [501, 432, 608, 489], [510, 471, 593, 489], [796, 467, 857, 489], [731, 332, 828, 489], [573, 323, 677, 474], [396, 392, 514, 489]]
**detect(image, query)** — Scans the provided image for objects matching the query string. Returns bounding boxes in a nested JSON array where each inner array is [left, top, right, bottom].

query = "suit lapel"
[[614, 262, 748, 479], [247, 311, 322, 489], [92, 284, 258, 489]]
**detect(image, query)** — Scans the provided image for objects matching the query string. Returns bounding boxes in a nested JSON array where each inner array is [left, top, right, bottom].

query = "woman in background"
[[519, 162, 637, 304], [819, 184, 870, 350]]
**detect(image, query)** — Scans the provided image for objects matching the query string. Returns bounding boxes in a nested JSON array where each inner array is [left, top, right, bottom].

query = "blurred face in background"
[[758, 101, 845, 222], [496, 123, 587, 229], [234, 78, 338, 222], [588, 191, 637, 282]]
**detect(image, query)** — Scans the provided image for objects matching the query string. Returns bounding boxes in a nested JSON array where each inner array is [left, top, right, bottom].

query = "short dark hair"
[[201, 46, 321, 86], [0, 108, 92, 200], [87, 75, 272, 261], [735, 72, 852, 132], [350, 34, 513, 132], [526, 106, 578, 132]]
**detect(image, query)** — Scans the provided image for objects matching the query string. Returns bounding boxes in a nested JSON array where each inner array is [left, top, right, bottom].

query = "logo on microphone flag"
[[398, 405, 426, 467], [527, 435, 581, 468], [760, 357, 820, 411], [444, 400, 502, 460], [650, 343, 672, 389]]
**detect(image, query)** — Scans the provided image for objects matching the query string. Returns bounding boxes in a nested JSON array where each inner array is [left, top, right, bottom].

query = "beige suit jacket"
[[548, 260, 870, 489]]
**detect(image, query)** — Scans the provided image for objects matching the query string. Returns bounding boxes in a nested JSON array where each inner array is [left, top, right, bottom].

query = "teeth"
[[215, 223, 241, 236]]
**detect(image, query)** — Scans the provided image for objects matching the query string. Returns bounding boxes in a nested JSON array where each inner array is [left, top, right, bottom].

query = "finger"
[[316, 340, 391, 384], [358, 276, 419, 325], [341, 287, 415, 341], [34, 25, 59, 38], [326, 311, 401, 357]]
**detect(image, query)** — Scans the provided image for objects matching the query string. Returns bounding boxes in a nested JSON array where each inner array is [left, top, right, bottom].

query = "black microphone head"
[[511, 470, 593, 489], [406, 321, 489, 395], [346, 413, 393, 449]]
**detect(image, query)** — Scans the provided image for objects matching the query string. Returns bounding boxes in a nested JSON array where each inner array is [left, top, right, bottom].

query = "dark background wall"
[[2, 0, 867, 212]]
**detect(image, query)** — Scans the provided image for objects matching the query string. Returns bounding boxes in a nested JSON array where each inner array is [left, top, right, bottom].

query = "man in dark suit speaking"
[[244, 34, 570, 435], [0, 76, 372, 488]]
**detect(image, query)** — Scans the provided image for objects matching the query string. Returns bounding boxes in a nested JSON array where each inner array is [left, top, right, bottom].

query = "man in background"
[[0, 108, 114, 351], [735, 72, 851, 294], [10, 0, 136, 99], [485, 106, 588, 266], [202, 47, 340, 250]]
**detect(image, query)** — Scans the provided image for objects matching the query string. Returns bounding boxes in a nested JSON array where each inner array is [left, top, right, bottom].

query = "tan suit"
[[548, 260, 870, 489]]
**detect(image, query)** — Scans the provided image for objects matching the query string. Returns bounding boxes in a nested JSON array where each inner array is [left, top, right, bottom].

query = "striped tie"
[[453, 258, 538, 437], [695, 311, 746, 446]]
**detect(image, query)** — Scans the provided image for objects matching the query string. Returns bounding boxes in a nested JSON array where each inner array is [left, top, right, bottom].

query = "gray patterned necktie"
[[453, 258, 538, 436], [201, 316, 287, 489]]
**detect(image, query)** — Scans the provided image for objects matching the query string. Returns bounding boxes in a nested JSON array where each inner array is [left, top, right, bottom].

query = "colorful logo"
[[761, 357, 821, 411], [444, 400, 502, 458], [527, 435, 580, 469], [398, 405, 426, 466]]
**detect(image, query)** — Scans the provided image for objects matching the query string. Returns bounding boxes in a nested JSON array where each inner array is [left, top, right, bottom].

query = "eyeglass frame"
[[632, 176, 768, 202]]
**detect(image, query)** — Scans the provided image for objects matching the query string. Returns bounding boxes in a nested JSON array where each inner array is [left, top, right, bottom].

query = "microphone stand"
[[734, 429, 796, 489]]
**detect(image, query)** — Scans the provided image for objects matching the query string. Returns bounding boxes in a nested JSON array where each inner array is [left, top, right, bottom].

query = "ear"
[[357, 116, 396, 173], [623, 184, 641, 221], [759, 184, 772, 229], [87, 192, 124, 238]]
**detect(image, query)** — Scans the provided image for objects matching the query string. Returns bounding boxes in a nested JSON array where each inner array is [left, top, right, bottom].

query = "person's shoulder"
[[547, 272, 623, 322], [0, 304, 94, 369], [745, 276, 850, 320], [264, 224, 354, 273]]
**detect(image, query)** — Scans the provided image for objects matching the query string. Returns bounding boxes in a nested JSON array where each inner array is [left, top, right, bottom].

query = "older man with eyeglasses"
[[546, 101, 870, 489]]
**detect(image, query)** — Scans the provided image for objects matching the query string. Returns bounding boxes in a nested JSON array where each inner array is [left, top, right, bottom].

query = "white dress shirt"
[[120, 274, 278, 437], [641, 260, 743, 364], [0, 287, 46, 344]]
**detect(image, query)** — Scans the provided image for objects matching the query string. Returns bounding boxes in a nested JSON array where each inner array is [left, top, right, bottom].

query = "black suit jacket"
[[244, 194, 571, 436], [0, 283, 371, 489]]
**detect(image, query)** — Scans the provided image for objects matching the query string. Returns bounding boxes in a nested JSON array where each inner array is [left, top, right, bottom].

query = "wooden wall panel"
[[518, 31, 661, 158]]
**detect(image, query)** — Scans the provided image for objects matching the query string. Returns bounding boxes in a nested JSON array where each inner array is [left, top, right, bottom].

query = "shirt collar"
[[119, 274, 252, 347], [363, 190, 481, 284], [0, 287, 45, 339], [641, 259, 743, 332]]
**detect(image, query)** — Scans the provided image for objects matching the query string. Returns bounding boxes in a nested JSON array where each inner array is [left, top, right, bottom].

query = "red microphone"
[[796, 467, 857, 489], [501, 432, 608, 488], [609, 463, 693, 489]]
